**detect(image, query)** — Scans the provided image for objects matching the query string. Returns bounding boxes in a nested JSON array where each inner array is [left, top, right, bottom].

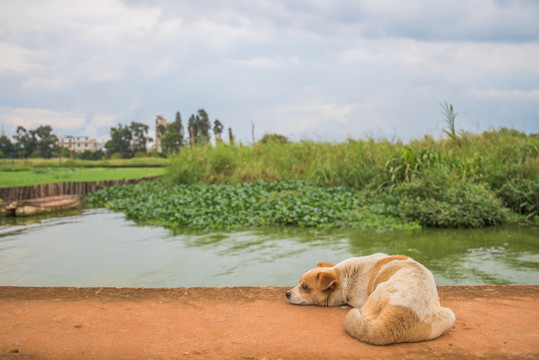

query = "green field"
[[0, 167, 165, 188], [0, 157, 169, 171]]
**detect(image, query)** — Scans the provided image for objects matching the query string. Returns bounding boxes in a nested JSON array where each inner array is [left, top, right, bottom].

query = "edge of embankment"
[[1, 284, 538, 301]]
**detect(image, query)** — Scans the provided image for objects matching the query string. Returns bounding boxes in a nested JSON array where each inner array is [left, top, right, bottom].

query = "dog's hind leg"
[[344, 308, 371, 343], [426, 306, 455, 340], [345, 300, 434, 345], [345, 307, 404, 345]]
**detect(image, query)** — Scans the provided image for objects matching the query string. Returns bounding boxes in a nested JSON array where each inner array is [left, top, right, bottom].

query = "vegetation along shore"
[[85, 128, 539, 230]]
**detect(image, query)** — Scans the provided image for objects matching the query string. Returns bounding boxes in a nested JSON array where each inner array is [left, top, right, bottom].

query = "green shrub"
[[259, 133, 289, 144], [397, 173, 507, 227], [497, 177, 539, 218], [109, 152, 124, 160]]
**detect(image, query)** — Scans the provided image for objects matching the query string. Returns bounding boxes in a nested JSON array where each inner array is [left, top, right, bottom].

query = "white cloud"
[[0, 0, 165, 44], [1, 0, 538, 143], [82, 114, 120, 140], [226, 57, 282, 69], [256, 100, 354, 137], [0, 43, 42, 74], [0, 0, 182, 90], [0, 108, 86, 135], [142, 57, 174, 79], [470, 89, 539, 102], [0, 108, 122, 140]]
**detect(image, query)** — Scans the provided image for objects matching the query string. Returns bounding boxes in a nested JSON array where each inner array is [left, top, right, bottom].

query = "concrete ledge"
[[1, 286, 538, 359]]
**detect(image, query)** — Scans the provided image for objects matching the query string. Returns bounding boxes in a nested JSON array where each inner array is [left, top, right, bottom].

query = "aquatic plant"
[[85, 181, 419, 230]]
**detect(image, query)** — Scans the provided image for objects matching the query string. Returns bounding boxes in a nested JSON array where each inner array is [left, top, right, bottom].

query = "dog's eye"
[[301, 283, 310, 292]]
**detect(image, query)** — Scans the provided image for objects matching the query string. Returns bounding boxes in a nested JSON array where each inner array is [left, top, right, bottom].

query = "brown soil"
[[1, 286, 538, 359]]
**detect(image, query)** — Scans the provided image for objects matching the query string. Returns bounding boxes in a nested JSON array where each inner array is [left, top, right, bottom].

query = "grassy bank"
[[0, 167, 165, 188], [86, 128, 538, 230]]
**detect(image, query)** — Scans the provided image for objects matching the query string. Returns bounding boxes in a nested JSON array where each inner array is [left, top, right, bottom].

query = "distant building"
[[155, 115, 171, 153], [58, 136, 104, 152]]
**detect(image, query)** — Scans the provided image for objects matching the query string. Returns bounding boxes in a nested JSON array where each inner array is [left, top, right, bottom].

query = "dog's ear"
[[317, 262, 335, 268], [317, 270, 338, 291]]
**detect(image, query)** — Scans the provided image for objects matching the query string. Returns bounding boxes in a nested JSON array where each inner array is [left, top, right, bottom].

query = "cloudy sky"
[[1, 0, 538, 144]]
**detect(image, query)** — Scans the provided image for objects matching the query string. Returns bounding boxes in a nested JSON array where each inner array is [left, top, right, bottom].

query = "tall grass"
[[165, 128, 539, 227], [166, 139, 396, 188]]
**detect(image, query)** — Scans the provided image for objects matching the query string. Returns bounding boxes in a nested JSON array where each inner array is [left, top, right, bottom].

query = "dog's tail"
[[345, 305, 455, 345]]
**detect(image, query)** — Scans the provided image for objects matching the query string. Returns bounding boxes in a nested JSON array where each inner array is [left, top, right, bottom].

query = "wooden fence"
[[0, 177, 158, 203]]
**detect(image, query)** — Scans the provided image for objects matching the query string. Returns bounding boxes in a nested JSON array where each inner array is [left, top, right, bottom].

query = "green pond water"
[[0, 208, 538, 287]]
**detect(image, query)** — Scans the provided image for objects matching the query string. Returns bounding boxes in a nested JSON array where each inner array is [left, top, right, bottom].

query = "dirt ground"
[[1, 285, 538, 359]]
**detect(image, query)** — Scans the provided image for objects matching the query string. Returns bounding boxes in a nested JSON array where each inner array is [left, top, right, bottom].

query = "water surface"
[[1, 208, 538, 287]]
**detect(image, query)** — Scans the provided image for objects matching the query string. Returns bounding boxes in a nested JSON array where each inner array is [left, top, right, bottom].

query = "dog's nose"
[[286, 291, 291, 299]]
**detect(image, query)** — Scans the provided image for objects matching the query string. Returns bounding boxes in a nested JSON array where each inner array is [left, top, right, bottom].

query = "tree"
[[105, 122, 152, 158], [259, 133, 288, 145], [228, 127, 235, 145], [11, 125, 58, 158], [105, 124, 132, 158], [157, 123, 167, 139], [161, 131, 184, 154], [196, 109, 211, 143], [13, 126, 35, 158], [169, 111, 184, 135], [130, 121, 152, 154], [0, 135, 14, 158], [31, 125, 58, 158], [78, 149, 104, 160], [159, 112, 185, 154], [213, 119, 224, 141], [188, 114, 198, 146]]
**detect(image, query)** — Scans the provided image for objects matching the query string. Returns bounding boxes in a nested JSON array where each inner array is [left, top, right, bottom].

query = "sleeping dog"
[[286, 254, 455, 345]]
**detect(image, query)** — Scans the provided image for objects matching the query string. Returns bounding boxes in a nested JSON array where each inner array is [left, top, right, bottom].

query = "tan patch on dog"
[[317, 262, 335, 268], [345, 299, 432, 345], [367, 255, 409, 296]]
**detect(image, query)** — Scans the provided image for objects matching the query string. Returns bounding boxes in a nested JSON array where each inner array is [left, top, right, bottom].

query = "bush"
[[109, 152, 124, 160], [259, 133, 289, 144], [397, 173, 507, 227], [497, 177, 539, 218]]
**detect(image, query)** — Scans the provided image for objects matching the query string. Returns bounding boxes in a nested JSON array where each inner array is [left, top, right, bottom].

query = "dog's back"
[[344, 255, 455, 345]]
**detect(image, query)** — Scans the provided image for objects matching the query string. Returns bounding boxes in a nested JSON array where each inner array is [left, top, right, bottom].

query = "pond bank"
[[1, 285, 537, 359]]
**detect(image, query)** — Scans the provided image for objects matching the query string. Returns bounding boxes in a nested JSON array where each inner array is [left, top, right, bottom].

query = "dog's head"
[[286, 262, 340, 306]]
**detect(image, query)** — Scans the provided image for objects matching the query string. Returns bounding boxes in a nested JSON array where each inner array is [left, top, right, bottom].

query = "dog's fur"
[[286, 254, 455, 345]]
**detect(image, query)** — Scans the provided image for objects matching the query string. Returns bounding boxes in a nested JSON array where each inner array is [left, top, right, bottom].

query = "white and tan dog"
[[286, 254, 455, 345]]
